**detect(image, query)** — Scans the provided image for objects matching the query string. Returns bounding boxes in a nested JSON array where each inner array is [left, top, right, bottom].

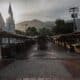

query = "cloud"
[[0, 0, 80, 23]]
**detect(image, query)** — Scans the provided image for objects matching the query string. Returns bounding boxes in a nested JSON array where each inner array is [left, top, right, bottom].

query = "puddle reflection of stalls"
[[34, 50, 48, 59]]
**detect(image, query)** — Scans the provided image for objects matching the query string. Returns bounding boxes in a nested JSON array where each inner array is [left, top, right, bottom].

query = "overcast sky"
[[0, 0, 80, 23]]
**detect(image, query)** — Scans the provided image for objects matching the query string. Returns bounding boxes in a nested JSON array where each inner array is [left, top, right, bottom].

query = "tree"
[[16, 30, 25, 35], [52, 19, 74, 35], [64, 22, 74, 33], [38, 27, 52, 36], [26, 27, 38, 36]]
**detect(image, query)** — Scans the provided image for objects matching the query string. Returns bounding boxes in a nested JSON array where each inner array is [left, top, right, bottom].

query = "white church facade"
[[5, 4, 15, 33], [0, 4, 15, 45]]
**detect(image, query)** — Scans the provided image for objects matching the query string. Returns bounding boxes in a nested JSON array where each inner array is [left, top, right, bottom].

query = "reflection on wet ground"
[[0, 42, 80, 79], [28, 42, 80, 60]]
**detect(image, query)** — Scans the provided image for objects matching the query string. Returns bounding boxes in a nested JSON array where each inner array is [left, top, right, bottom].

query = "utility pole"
[[69, 7, 79, 32]]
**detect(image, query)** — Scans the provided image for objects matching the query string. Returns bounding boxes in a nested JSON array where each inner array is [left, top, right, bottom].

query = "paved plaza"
[[0, 42, 80, 80]]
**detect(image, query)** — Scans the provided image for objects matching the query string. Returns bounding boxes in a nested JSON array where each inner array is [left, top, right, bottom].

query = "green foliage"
[[64, 22, 74, 33], [38, 27, 52, 36], [53, 19, 74, 35], [26, 27, 38, 36], [16, 30, 25, 35]]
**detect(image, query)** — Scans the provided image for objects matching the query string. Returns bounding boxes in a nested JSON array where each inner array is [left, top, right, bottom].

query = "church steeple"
[[5, 3, 15, 33], [8, 3, 13, 18]]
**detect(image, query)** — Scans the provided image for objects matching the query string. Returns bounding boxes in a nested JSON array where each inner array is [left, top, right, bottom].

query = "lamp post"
[[69, 7, 79, 32]]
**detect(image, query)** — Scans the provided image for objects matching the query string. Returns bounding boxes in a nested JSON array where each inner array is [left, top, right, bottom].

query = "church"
[[0, 4, 15, 44], [3, 3, 15, 33]]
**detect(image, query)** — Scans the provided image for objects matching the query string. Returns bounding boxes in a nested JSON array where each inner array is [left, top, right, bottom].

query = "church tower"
[[8, 3, 13, 18], [5, 3, 15, 33]]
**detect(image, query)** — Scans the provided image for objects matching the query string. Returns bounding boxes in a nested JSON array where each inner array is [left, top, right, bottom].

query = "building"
[[5, 3, 15, 33], [2, 3, 15, 44], [0, 13, 5, 32]]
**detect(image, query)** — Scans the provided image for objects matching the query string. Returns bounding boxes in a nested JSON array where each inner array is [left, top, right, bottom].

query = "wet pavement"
[[0, 42, 80, 79]]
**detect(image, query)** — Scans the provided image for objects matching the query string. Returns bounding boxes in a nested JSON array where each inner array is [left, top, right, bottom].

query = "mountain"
[[15, 19, 55, 32]]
